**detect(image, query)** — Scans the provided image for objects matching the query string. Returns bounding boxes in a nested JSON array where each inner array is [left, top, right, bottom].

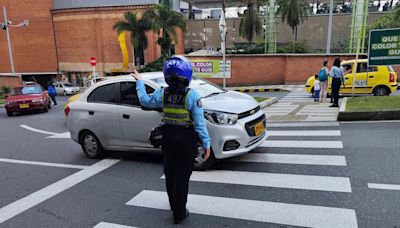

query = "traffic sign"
[[368, 28, 400, 66], [89, 57, 97, 67]]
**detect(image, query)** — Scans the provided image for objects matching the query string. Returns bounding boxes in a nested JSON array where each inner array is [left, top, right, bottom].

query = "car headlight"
[[32, 98, 44, 103], [204, 110, 238, 125]]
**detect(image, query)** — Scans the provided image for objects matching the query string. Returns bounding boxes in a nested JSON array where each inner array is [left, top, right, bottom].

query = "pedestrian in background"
[[329, 57, 345, 107], [47, 81, 57, 105], [313, 75, 320, 102], [318, 60, 329, 102], [131, 56, 211, 225]]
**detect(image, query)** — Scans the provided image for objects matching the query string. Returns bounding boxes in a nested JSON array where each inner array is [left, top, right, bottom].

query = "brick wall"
[[0, 75, 23, 88], [0, 0, 58, 73], [187, 54, 393, 86]]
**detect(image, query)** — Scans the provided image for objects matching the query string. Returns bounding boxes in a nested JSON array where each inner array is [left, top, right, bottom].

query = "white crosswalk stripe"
[[231, 153, 347, 166], [127, 190, 358, 228], [121, 123, 358, 227], [162, 170, 351, 192], [94, 222, 138, 228]]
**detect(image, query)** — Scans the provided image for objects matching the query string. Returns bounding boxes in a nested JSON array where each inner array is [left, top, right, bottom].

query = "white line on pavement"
[[267, 130, 340, 136], [127, 190, 358, 228], [260, 140, 343, 149], [94, 222, 138, 228], [0, 159, 120, 224], [162, 170, 352, 192], [0, 158, 88, 169], [20, 124, 57, 135], [267, 122, 339, 127], [368, 183, 400, 191], [232, 153, 347, 166]]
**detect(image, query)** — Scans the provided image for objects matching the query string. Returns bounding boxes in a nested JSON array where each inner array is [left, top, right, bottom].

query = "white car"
[[55, 82, 80, 96], [66, 72, 267, 170]]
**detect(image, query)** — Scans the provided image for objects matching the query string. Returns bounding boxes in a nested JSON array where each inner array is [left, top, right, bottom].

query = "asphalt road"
[[0, 95, 400, 227]]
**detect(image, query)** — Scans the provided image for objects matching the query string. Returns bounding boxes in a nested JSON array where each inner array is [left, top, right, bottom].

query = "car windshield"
[[10, 86, 43, 95], [149, 76, 226, 98], [64, 83, 74, 87]]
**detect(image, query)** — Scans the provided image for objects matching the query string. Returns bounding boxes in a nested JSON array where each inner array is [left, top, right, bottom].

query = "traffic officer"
[[131, 56, 211, 224]]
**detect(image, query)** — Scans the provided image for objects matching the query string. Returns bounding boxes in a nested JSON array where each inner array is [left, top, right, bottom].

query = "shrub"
[[141, 57, 167, 72], [1, 86, 11, 95]]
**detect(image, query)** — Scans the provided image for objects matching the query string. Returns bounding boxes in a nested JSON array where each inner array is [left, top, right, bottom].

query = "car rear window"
[[11, 86, 43, 95]]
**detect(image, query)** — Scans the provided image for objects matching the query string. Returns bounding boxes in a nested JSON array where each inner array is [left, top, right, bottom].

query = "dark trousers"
[[50, 95, 57, 105], [314, 89, 320, 101], [331, 78, 341, 105], [162, 125, 197, 218]]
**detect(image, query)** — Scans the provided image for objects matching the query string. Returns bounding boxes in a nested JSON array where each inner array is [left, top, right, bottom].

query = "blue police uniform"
[[136, 80, 210, 149], [136, 75, 210, 224]]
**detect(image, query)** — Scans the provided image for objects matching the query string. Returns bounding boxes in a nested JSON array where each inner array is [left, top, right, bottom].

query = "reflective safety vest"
[[162, 87, 192, 127]]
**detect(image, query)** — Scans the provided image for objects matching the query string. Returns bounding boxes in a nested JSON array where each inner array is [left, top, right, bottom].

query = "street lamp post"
[[1, 6, 29, 75]]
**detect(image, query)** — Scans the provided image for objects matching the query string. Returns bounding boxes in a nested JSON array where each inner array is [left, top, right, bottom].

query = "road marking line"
[[0, 159, 120, 224], [20, 124, 56, 135], [0, 158, 88, 169], [267, 122, 339, 127], [127, 190, 358, 228], [232, 153, 347, 166], [368, 183, 400, 191], [162, 170, 351, 192], [260, 140, 343, 149], [267, 130, 340, 136], [94, 222, 138, 228]]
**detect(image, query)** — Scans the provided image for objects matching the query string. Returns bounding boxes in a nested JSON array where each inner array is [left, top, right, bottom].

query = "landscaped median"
[[254, 97, 278, 109], [338, 96, 400, 121]]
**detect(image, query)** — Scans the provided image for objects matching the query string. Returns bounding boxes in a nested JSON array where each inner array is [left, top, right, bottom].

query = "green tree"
[[276, 0, 310, 52], [238, 0, 263, 43], [369, 5, 400, 30], [144, 1, 186, 57], [113, 12, 151, 66]]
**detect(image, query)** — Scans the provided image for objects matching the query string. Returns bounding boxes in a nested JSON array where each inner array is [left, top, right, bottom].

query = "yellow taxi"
[[306, 59, 398, 96]]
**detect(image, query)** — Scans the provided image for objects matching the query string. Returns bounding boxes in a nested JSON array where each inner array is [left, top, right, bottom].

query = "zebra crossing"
[[95, 122, 358, 228], [264, 92, 341, 122]]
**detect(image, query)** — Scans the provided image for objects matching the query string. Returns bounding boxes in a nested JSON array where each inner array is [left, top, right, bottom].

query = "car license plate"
[[254, 121, 265, 136], [19, 104, 29, 109]]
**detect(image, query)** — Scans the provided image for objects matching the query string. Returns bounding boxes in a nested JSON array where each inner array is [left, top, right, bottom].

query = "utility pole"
[[3, 6, 15, 75], [326, 0, 334, 54]]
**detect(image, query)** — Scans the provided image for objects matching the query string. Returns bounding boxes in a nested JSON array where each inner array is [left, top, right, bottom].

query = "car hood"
[[202, 91, 259, 114], [7, 94, 42, 102]]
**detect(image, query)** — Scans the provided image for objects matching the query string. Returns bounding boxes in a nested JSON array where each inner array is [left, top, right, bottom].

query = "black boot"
[[174, 209, 189, 224]]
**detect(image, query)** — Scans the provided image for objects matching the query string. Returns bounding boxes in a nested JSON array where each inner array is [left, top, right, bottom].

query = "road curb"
[[232, 88, 289, 93], [259, 97, 278, 109], [338, 97, 400, 121]]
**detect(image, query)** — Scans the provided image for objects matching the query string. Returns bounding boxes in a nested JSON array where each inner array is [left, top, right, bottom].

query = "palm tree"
[[238, 0, 262, 43], [276, 0, 309, 51], [144, 1, 186, 57], [113, 12, 151, 66]]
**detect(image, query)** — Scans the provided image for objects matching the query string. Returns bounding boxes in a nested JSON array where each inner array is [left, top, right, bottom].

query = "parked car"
[[55, 82, 80, 96], [5, 84, 51, 116], [66, 72, 267, 170], [306, 59, 398, 96]]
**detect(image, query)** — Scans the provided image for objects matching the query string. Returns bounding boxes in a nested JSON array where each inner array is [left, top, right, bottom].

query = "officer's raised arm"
[[131, 70, 163, 108]]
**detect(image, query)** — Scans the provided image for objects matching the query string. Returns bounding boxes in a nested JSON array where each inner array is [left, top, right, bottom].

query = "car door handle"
[[88, 111, 94, 115], [123, 114, 130, 119], [369, 76, 374, 78], [345, 77, 349, 80]]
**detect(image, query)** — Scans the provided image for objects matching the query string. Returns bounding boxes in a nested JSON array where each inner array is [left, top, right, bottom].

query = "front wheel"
[[6, 111, 13, 117], [63, 91, 67, 96], [194, 145, 216, 171], [79, 131, 105, 159]]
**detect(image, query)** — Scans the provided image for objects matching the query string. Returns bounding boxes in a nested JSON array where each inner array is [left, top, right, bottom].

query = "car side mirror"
[[141, 106, 162, 112]]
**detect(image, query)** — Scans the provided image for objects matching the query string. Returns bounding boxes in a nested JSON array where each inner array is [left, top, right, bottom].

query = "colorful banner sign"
[[368, 28, 400, 66], [191, 59, 231, 78]]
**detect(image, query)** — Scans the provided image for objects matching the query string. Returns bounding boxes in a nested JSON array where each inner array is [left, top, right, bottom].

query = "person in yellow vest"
[[131, 56, 211, 224]]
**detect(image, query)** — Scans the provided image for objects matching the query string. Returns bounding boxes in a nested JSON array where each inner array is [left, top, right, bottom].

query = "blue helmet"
[[163, 56, 193, 83]]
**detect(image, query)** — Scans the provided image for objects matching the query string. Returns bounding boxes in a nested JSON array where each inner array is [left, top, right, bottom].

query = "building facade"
[[0, 0, 184, 87]]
